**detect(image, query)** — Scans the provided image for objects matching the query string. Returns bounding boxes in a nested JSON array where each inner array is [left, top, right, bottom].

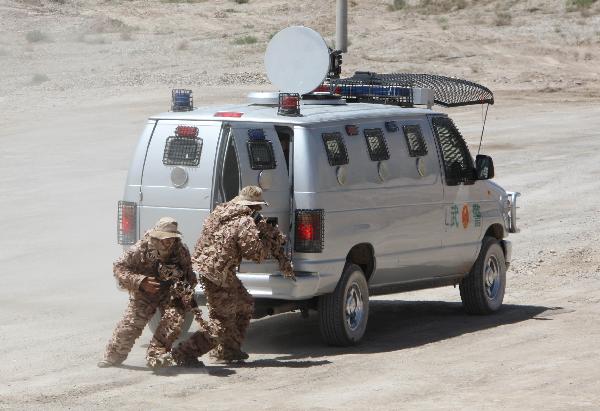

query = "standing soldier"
[[98, 217, 214, 369], [171, 186, 295, 364]]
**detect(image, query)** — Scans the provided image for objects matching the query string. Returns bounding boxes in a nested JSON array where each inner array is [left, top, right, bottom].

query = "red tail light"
[[175, 126, 199, 138], [294, 209, 324, 253], [118, 201, 137, 245]]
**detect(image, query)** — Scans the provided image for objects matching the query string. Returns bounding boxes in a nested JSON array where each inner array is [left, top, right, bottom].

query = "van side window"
[[363, 128, 390, 161], [163, 135, 202, 166], [222, 134, 240, 201], [322, 132, 349, 166], [402, 125, 428, 157], [247, 139, 276, 170], [431, 117, 475, 185]]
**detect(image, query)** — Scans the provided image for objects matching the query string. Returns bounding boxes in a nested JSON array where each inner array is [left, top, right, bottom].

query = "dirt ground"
[[1, 1, 600, 410]]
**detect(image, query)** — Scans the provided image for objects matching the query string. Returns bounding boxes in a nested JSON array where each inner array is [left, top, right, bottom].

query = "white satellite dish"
[[265, 26, 330, 95]]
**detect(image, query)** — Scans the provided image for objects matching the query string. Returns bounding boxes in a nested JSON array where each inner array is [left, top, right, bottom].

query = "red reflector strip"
[[214, 111, 244, 118], [175, 125, 199, 138]]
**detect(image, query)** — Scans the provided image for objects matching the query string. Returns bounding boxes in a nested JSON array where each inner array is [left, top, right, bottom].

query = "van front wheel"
[[460, 236, 506, 314], [318, 263, 369, 346]]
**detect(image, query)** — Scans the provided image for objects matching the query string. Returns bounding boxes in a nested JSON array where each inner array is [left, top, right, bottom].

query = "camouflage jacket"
[[113, 234, 196, 293], [192, 202, 293, 287]]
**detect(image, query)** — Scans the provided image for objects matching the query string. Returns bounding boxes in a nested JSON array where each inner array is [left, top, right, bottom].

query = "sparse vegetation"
[[232, 35, 257, 45], [25, 30, 50, 43], [438, 16, 449, 30], [388, 0, 406, 11], [31, 73, 49, 84], [233, 0, 249, 4], [566, 0, 598, 11], [415, 0, 468, 14], [494, 11, 512, 26]]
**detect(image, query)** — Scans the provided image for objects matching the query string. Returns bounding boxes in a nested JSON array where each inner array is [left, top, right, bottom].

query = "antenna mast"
[[336, 0, 348, 53]]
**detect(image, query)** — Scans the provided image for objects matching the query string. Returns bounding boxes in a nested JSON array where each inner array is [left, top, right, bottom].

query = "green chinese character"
[[450, 204, 459, 228], [473, 203, 481, 227]]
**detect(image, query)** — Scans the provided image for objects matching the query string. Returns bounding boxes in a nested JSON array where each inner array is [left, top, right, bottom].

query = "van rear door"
[[223, 122, 291, 274], [139, 120, 223, 249]]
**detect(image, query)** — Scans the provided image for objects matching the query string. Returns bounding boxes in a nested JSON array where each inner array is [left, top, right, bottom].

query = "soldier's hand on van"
[[140, 277, 161, 295], [282, 262, 296, 282]]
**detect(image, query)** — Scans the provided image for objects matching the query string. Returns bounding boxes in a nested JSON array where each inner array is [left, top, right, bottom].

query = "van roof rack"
[[330, 72, 494, 108]]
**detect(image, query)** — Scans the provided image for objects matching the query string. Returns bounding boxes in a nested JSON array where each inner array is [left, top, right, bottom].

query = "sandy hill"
[[1, 0, 599, 113]]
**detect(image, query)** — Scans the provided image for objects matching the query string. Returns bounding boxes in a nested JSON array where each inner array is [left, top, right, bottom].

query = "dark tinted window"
[[222, 135, 240, 201], [363, 128, 390, 161], [163, 136, 202, 166], [402, 125, 428, 157], [322, 132, 349, 166], [247, 140, 276, 170], [431, 117, 475, 185]]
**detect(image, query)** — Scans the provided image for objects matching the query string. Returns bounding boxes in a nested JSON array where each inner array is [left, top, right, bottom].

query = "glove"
[[281, 260, 296, 282]]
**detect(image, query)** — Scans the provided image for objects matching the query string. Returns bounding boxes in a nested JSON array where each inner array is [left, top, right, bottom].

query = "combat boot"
[[170, 350, 205, 368], [211, 347, 249, 364], [97, 359, 117, 368]]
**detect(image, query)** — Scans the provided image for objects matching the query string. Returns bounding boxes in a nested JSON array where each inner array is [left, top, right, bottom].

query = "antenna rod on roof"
[[336, 0, 348, 53]]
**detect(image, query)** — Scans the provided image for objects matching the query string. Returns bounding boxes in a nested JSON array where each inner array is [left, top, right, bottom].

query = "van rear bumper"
[[194, 272, 321, 301]]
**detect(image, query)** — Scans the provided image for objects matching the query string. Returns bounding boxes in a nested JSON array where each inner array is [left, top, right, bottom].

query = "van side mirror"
[[476, 155, 494, 180]]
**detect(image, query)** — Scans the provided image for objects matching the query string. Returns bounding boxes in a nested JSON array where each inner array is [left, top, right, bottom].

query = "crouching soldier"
[[171, 186, 294, 364], [98, 217, 214, 369]]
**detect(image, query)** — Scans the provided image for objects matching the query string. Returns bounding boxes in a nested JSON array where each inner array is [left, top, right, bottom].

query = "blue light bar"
[[248, 129, 266, 140], [339, 85, 412, 97], [172, 89, 193, 112]]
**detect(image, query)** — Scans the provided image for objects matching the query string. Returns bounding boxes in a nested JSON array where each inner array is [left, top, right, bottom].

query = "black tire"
[[318, 263, 369, 346], [460, 236, 506, 315]]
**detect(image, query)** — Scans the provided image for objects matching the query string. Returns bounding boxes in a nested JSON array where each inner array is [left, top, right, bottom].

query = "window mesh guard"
[[247, 140, 276, 170], [163, 136, 202, 166], [403, 125, 428, 157], [432, 117, 475, 184], [364, 128, 390, 161], [322, 133, 349, 166], [331, 72, 494, 108]]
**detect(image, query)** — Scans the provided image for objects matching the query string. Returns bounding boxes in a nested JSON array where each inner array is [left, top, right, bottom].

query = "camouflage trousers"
[[102, 291, 186, 367], [203, 275, 254, 360], [170, 275, 254, 361]]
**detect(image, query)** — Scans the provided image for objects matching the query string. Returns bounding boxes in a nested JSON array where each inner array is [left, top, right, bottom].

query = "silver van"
[[117, 81, 519, 346]]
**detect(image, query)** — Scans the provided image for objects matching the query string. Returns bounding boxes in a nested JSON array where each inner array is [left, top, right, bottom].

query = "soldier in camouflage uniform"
[[98, 217, 214, 369], [171, 186, 295, 364]]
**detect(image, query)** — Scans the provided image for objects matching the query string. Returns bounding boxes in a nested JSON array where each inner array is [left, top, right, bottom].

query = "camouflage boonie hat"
[[231, 186, 269, 207], [148, 217, 182, 240]]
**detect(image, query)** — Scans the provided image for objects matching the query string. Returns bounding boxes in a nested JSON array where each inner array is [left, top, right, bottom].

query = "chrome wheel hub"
[[484, 255, 501, 300], [345, 283, 364, 331]]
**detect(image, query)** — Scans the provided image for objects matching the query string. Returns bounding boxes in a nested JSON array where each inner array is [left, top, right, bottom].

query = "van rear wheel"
[[459, 236, 506, 314], [318, 263, 369, 346]]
